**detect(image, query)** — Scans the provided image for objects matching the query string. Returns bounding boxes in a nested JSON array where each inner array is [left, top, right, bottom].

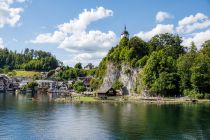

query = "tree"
[[119, 37, 129, 46], [90, 78, 101, 91], [177, 42, 197, 92], [74, 62, 82, 69], [73, 81, 86, 93], [0, 48, 59, 72], [148, 33, 184, 58], [191, 53, 210, 93], [151, 72, 178, 96], [201, 40, 210, 56], [142, 50, 178, 95], [128, 36, 148, 59]]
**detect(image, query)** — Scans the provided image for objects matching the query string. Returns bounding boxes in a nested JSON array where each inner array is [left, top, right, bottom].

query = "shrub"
[[183, 89, 205, 99], [204, 93, 210, 99], [112, 80, 124, 90], [195, 93, 204, 99], [73, 81, 86, 93]]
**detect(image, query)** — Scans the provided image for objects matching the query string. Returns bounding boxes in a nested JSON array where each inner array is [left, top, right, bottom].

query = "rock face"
[[98, 62, 139, 95]]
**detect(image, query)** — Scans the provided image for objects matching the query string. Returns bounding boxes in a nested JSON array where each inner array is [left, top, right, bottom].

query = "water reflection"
[[0, 94, 210, 139]]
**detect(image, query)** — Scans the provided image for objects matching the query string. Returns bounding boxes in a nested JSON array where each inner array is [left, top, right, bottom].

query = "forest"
[[0, 48, 59, 72]]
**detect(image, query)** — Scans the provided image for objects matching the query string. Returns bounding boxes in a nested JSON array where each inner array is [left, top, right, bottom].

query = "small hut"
[[98, 87, 117, 98]]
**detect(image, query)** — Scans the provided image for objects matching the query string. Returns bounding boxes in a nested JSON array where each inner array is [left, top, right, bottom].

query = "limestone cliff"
[[98, 62, 139, 95]]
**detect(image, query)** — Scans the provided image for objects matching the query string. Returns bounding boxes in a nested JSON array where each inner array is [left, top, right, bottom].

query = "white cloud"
[[58, 30, 116, 53], [58, 7, 113, 34], [176, 13, 210, 33], [0, 38, 5, 48], [156, 11, 173, 22], [62, 51, 107, 66], [182, 29, 210, 48], [178, 13, 207, 26], [31, 7, 117, 66], [135, 24, 174, 40], [30, 31, 65, 44], [0, 0, 25, 28]]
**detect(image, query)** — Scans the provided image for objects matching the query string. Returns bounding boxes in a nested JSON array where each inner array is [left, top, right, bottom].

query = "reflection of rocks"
[[99, 62, 139, 95]]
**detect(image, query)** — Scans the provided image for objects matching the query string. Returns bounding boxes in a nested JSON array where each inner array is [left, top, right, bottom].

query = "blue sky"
[[1, 0, 210, 66]]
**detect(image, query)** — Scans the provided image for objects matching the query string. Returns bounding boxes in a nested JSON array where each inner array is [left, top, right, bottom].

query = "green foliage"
[[47, 70, 55, 77], [73, 81, 86, 93], [0, 66, 10, 74], [106, 36, 149, 67], [204, 93, 210, 99], [148, 33, 183, 56], [183, 89, 204, 99], [15, 70, 40, 77], [74, 62, 82, 69], [151, 72, 178, 96], [90, 78, 101, 91], [94, 33, 210, 97], [27, 81, 38, 89], [8, 71, 16, 76], [135, 56, 148, 68], [53, 64, 96, 81], [201, 40, 210, 56], [119, 37, 129, 46], [112, 80, 124, 90], [0, 48, 59, 71], [177, 43, 197, 92], [190, 53, 210, 93], [142, 50, 178, 96], [95, 57, 107, 79]]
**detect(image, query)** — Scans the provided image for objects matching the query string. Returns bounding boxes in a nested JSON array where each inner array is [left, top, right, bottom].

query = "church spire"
[[121, 25, 129, 39]]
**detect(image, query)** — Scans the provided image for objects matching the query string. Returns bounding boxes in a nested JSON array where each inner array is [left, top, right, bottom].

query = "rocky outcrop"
[[98, 62, 139, 95]]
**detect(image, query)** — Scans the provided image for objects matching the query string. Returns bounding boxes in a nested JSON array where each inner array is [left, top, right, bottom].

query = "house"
[[35, 80, 56, 89], [0, 75, 7, 92], [83, 76, 92, 92], [11, 77, 20, 89], [57, 81, 68, 90], [84, 63, 94, 70], [55, 67, 62, 73], [0, 74, 14, 92], [98, 87, 117, 98], [19, 80, 30, 89], [40, 72, 48, 79], [77, 76, 93, 91]]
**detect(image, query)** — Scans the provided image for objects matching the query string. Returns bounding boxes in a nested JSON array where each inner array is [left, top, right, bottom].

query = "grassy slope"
[[74, 96, 97, 102], [14, 70, 41, 77]]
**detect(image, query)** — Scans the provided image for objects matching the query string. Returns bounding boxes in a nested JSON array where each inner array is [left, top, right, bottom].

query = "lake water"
[[0, 93, 210, 140]]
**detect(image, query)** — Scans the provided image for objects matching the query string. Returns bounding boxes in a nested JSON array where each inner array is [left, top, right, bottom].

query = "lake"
[[0, 93, 210, 140]]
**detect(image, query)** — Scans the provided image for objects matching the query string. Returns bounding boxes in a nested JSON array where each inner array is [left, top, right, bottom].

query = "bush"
[[183, 89, 204, 99], [112, 80, 123, 90], [135, 56, 148, 68], [90, 78, 101, 91], [195, 93, 204, 99], [73, 81, 86, 93], [204, 93, 210, 99]]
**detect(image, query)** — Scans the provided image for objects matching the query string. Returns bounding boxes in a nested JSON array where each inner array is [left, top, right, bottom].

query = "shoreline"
[[53, 95, 210, 104]]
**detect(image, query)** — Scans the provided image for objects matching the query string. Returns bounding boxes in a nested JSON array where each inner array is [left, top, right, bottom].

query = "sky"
[[1, 0, 210, 67]]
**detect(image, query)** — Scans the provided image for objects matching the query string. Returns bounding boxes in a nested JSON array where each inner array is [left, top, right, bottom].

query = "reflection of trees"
[[94, 103, 210, 139]]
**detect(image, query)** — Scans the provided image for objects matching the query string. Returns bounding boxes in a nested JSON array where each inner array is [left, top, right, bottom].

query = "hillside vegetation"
[[0, 48, 59, 72], [11, 70, 41, 77], [95, 33, 210, 99]]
